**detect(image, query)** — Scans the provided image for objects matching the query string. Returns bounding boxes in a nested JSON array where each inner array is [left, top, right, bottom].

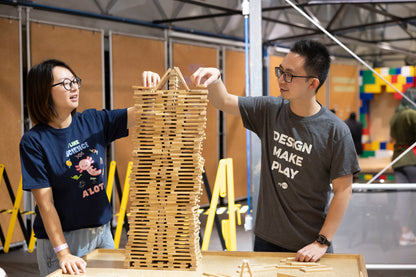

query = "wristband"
[[54, 243, 68, 254]]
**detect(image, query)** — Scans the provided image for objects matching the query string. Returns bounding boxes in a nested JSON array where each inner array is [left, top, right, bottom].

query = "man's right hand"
[[190, 67, 221, 87]]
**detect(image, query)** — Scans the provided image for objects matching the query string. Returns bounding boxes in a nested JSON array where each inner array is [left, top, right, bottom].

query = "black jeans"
[[253, 235, 334, 253]]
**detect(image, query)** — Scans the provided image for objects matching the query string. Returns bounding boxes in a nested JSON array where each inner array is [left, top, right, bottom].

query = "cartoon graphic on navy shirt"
[[75, 156, 102, 176], [66, 141, 105, 199]]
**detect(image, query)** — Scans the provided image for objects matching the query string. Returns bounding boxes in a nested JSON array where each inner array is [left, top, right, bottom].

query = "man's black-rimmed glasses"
[[275, 67, 317, 83]]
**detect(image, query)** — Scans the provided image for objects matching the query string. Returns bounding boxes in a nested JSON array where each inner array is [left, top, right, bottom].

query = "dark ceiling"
[[1, 0, 416, 66]]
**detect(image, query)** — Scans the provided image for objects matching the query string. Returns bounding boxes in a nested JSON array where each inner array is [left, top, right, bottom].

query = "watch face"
[[317, 234, 330, 246]]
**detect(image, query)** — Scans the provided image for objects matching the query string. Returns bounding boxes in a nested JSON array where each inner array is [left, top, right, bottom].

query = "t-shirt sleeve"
[[99, 108, 129, 144], [239, 96, 279, 137], [330, 130, 361, 181], [20, 136, 51, 191]]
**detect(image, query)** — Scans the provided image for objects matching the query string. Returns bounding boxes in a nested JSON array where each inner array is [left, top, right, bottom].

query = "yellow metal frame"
[[113, 161, 132, 249], [201, 158, 239, 251], [3, 176, 23, 253], [0, 164, 36, 253], [106, 161, 117, 201], [27, 229, 36, 253]]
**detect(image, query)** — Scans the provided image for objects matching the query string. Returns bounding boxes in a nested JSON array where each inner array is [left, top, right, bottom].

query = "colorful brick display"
[[360, 66, 415, 96], [358, 66, 415, 156], [358, 173, 395, 182]]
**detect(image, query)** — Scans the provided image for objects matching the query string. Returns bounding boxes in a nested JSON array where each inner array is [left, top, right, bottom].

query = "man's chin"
[[280, 93, 289, 99]]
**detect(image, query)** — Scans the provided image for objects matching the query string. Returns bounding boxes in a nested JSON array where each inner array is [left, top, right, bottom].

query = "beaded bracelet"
[[53, 243, 68, 254]]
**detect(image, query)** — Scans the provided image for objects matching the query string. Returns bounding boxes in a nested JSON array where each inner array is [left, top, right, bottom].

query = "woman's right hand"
[[57, 250, 87, 275]]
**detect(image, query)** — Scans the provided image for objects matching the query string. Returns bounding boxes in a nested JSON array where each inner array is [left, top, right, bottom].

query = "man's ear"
[[309, 78, 320, 91]]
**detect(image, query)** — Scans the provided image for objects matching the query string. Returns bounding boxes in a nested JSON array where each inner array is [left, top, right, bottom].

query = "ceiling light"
[[377, 42, 393, 51], [274, 46, 290, 53]]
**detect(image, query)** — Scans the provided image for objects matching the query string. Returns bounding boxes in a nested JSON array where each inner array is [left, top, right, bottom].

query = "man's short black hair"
[[290, 39, 331, 93]]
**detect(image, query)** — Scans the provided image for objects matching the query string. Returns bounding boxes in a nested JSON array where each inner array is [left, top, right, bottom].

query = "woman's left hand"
[[142, 71, 160, 87]]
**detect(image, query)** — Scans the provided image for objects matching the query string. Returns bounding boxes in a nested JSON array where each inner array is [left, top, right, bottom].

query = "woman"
[[20, 59, 159, 276], [390, 87, 416, 246]]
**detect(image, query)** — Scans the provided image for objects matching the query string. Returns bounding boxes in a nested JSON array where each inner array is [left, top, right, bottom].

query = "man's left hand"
[[295, 241, 327, 262]]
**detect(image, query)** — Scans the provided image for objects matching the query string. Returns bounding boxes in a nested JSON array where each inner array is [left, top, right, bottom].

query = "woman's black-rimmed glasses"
[[52, 77, 82, 91]]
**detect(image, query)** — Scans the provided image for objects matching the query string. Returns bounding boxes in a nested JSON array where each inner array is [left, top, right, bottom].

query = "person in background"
[[190, 39, 360, 262], [390, 87, 416, 246], [345, 112, 363, 156], [20, 59, 160, 276]]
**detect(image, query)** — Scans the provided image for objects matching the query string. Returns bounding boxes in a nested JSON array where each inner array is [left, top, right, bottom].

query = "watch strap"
[[316, 234, 331, 246]]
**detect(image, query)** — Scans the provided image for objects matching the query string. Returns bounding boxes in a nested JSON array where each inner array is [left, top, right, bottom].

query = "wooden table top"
[[47, 249, 367, 277]]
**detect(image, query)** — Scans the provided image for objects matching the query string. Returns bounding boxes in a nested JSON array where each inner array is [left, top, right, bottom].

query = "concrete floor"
[[1, 195, 416, 276]]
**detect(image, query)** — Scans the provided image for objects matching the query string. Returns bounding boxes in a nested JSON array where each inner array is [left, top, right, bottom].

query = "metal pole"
[[242, 0, 250, 217], [284, 0, 416, 109], [246, 0, 262, 233]]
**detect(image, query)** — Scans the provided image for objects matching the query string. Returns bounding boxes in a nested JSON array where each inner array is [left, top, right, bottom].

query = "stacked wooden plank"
[[125, 67, 208, 271]]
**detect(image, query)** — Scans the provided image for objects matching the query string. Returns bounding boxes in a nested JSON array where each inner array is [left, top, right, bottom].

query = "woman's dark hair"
[[27, 59, 77, 125], [290, 39, 331, 93]]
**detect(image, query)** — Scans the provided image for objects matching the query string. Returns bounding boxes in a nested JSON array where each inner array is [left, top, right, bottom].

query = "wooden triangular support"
[[155, 67, 190, 91], [239, 260, 253, 277], [155, 68, 171, 90]]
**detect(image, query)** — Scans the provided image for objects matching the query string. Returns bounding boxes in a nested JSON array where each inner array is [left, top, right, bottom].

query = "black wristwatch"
[[316, 234, 331, 246]]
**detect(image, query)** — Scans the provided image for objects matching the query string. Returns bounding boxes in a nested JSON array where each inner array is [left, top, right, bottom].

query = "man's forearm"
[[319, 182, 352, 241], [207, 80, 240, 117]]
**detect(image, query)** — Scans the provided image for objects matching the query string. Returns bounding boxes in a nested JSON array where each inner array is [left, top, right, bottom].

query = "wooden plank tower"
[[125, 67, 208, 270]]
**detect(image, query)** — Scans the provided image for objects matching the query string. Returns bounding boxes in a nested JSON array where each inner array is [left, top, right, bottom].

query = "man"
[[191, 40, 360, 262], [345, 112, 363, 155]]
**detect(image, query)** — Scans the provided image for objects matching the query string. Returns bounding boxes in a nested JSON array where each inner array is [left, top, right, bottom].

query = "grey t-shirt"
[[239, 96, 360, 251]]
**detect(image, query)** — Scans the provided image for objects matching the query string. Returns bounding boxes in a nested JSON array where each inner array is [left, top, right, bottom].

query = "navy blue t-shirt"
[[20, 109, 128, 239]]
